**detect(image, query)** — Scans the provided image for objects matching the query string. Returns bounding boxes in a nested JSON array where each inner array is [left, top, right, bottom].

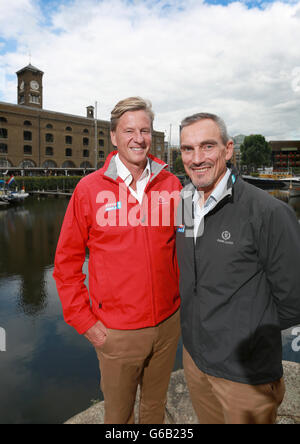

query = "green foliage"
[[173, 155, 185, 174], [3, 176, 83, 192], [240, 135, 272, 170]]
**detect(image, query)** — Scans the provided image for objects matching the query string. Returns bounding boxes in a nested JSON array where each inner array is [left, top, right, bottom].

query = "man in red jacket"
[[53, 97, 181, 424]]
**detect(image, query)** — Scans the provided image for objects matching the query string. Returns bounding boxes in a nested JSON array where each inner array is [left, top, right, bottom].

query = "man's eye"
[[181, 147, 193, 152], [204, 144, 215, 151]]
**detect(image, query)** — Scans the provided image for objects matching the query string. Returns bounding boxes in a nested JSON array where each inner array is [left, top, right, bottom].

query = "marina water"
[[0, 191, 299, 424]]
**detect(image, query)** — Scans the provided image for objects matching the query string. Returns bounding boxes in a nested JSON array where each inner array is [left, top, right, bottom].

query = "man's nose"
[[192, 147, 206, 164], [133, 131, 144, 143]]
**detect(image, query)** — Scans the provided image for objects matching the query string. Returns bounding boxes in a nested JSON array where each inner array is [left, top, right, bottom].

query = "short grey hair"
[[111, 96, 154, 132], [180, 112, 230, 145]]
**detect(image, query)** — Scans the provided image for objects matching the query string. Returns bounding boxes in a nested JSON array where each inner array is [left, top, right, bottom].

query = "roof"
[[16, 64, 44, 75]]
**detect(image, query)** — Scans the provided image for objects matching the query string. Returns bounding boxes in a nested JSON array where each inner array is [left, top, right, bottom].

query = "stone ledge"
[[65, 361, 300, 425]]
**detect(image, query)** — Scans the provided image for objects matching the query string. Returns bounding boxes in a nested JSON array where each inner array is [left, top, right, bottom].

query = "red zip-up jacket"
[[53, 152, 182, 334]]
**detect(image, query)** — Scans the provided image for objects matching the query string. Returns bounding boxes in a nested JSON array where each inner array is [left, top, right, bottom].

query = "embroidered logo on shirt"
[[217, 231, 234, 245]]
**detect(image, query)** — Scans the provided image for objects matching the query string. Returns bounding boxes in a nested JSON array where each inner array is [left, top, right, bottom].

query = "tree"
[[173, 155, 185, 175], [240, 135, 272, 171]]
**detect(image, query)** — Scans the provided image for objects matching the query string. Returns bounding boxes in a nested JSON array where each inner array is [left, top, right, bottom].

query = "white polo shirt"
[[193, 168, 231, 242], [115, 153, 151, 205]]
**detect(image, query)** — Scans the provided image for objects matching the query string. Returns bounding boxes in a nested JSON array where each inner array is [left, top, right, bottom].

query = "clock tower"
[[16, 64, 44, 108]]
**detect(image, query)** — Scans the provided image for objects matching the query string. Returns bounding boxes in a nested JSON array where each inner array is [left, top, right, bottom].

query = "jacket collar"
[[102, 150, 168, 183]]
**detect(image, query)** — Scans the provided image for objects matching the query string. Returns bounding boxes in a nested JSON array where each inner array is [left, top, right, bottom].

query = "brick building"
[[0, 64, 165, 171], [269, 140, 300, 171]]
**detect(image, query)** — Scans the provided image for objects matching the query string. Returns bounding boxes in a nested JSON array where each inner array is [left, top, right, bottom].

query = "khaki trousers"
[[95, 309, 181, 424], [183, 347, 285, 424]]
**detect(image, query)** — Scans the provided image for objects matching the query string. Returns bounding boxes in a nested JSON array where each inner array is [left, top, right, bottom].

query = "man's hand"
[[84, 321, 108, 348]]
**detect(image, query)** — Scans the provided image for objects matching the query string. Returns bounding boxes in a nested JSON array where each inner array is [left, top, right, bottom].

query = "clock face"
[[20, 81, 25, 90], [30, 80, 39, 91]]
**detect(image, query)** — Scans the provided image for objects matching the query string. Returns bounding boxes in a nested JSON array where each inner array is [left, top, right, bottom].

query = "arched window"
[[65, 126, 72, 132], [83, 129, 89, 134], [0, 159, 12, 167], [80, 161, 92, 168], [24, 120, 32, 126], [65, 148, 72, 157], [46, 124, 53, 129], [62, 161, 76, 168], [19, 160, 36, 168], [42, 160, 57, 168], [0, 117, 7, 123]]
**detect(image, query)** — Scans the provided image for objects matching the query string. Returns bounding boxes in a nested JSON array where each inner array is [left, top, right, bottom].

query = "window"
[[46, 133, 54, 143], [65, 148, 72, 157], [65, 136, 72, 145], [83, 129, 89, 134], [0, 117, 7, 123], [99, 131, 104, 135], [83, 150, 89, 158], [99, 150, 105, 159], [99, 139, 104, 147], [65, 126, 72, 132], [42, 160, 57, 168], [24, 145, 32, 155], [0, 159, 12, 167], [19, 160, 36, 168], [24, 131, 32, 141], [83, 137, 89, 146], [46, 124, 53, 129], [0, 128, 8, 139], [24, 120, 32, 126], [80, 161, 92, 168], [19, 94, 25, 104], [46, 147, 54, 156], [0, 143, 8, 154], [29, 94, 40, 104]]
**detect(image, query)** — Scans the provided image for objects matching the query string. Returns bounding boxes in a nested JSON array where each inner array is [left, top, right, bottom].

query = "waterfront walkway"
[[65, 361, 300, 424]]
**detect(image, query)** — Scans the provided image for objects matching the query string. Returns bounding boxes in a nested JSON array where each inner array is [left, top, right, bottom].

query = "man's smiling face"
[[180, 118, 233, 193], [110, 110, 152, 170]]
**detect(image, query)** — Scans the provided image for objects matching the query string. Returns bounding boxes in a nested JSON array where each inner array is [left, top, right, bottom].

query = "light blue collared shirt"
[[193, 168, 231, 241]]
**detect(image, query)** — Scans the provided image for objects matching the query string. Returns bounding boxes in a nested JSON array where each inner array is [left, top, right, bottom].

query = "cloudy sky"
[[0, 0, 300, 144]]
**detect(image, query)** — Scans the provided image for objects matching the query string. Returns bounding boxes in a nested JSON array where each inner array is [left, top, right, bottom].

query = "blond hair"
[[110, 97, 154, 131]]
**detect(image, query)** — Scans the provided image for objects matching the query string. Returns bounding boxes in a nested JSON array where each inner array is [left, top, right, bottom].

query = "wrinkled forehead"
[[180, 119, 224, 146]]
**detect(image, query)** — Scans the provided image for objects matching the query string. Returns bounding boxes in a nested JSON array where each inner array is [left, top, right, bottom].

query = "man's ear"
[[110, 131, 117, 147], [225, 140, 234, 161]]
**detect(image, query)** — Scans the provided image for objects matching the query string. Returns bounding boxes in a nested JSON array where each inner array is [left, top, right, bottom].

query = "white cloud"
[[1, 0, 300, 143]]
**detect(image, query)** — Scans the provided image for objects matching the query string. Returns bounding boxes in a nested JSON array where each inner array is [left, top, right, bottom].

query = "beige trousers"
[[183, 347, 285, 424], [95, 309, 181, 424]]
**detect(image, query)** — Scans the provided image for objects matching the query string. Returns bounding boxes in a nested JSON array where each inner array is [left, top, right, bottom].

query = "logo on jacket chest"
[[217, 230, 234, 245]]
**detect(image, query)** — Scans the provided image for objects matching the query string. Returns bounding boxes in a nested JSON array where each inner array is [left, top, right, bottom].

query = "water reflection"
[[0, 198, 67, 315]]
